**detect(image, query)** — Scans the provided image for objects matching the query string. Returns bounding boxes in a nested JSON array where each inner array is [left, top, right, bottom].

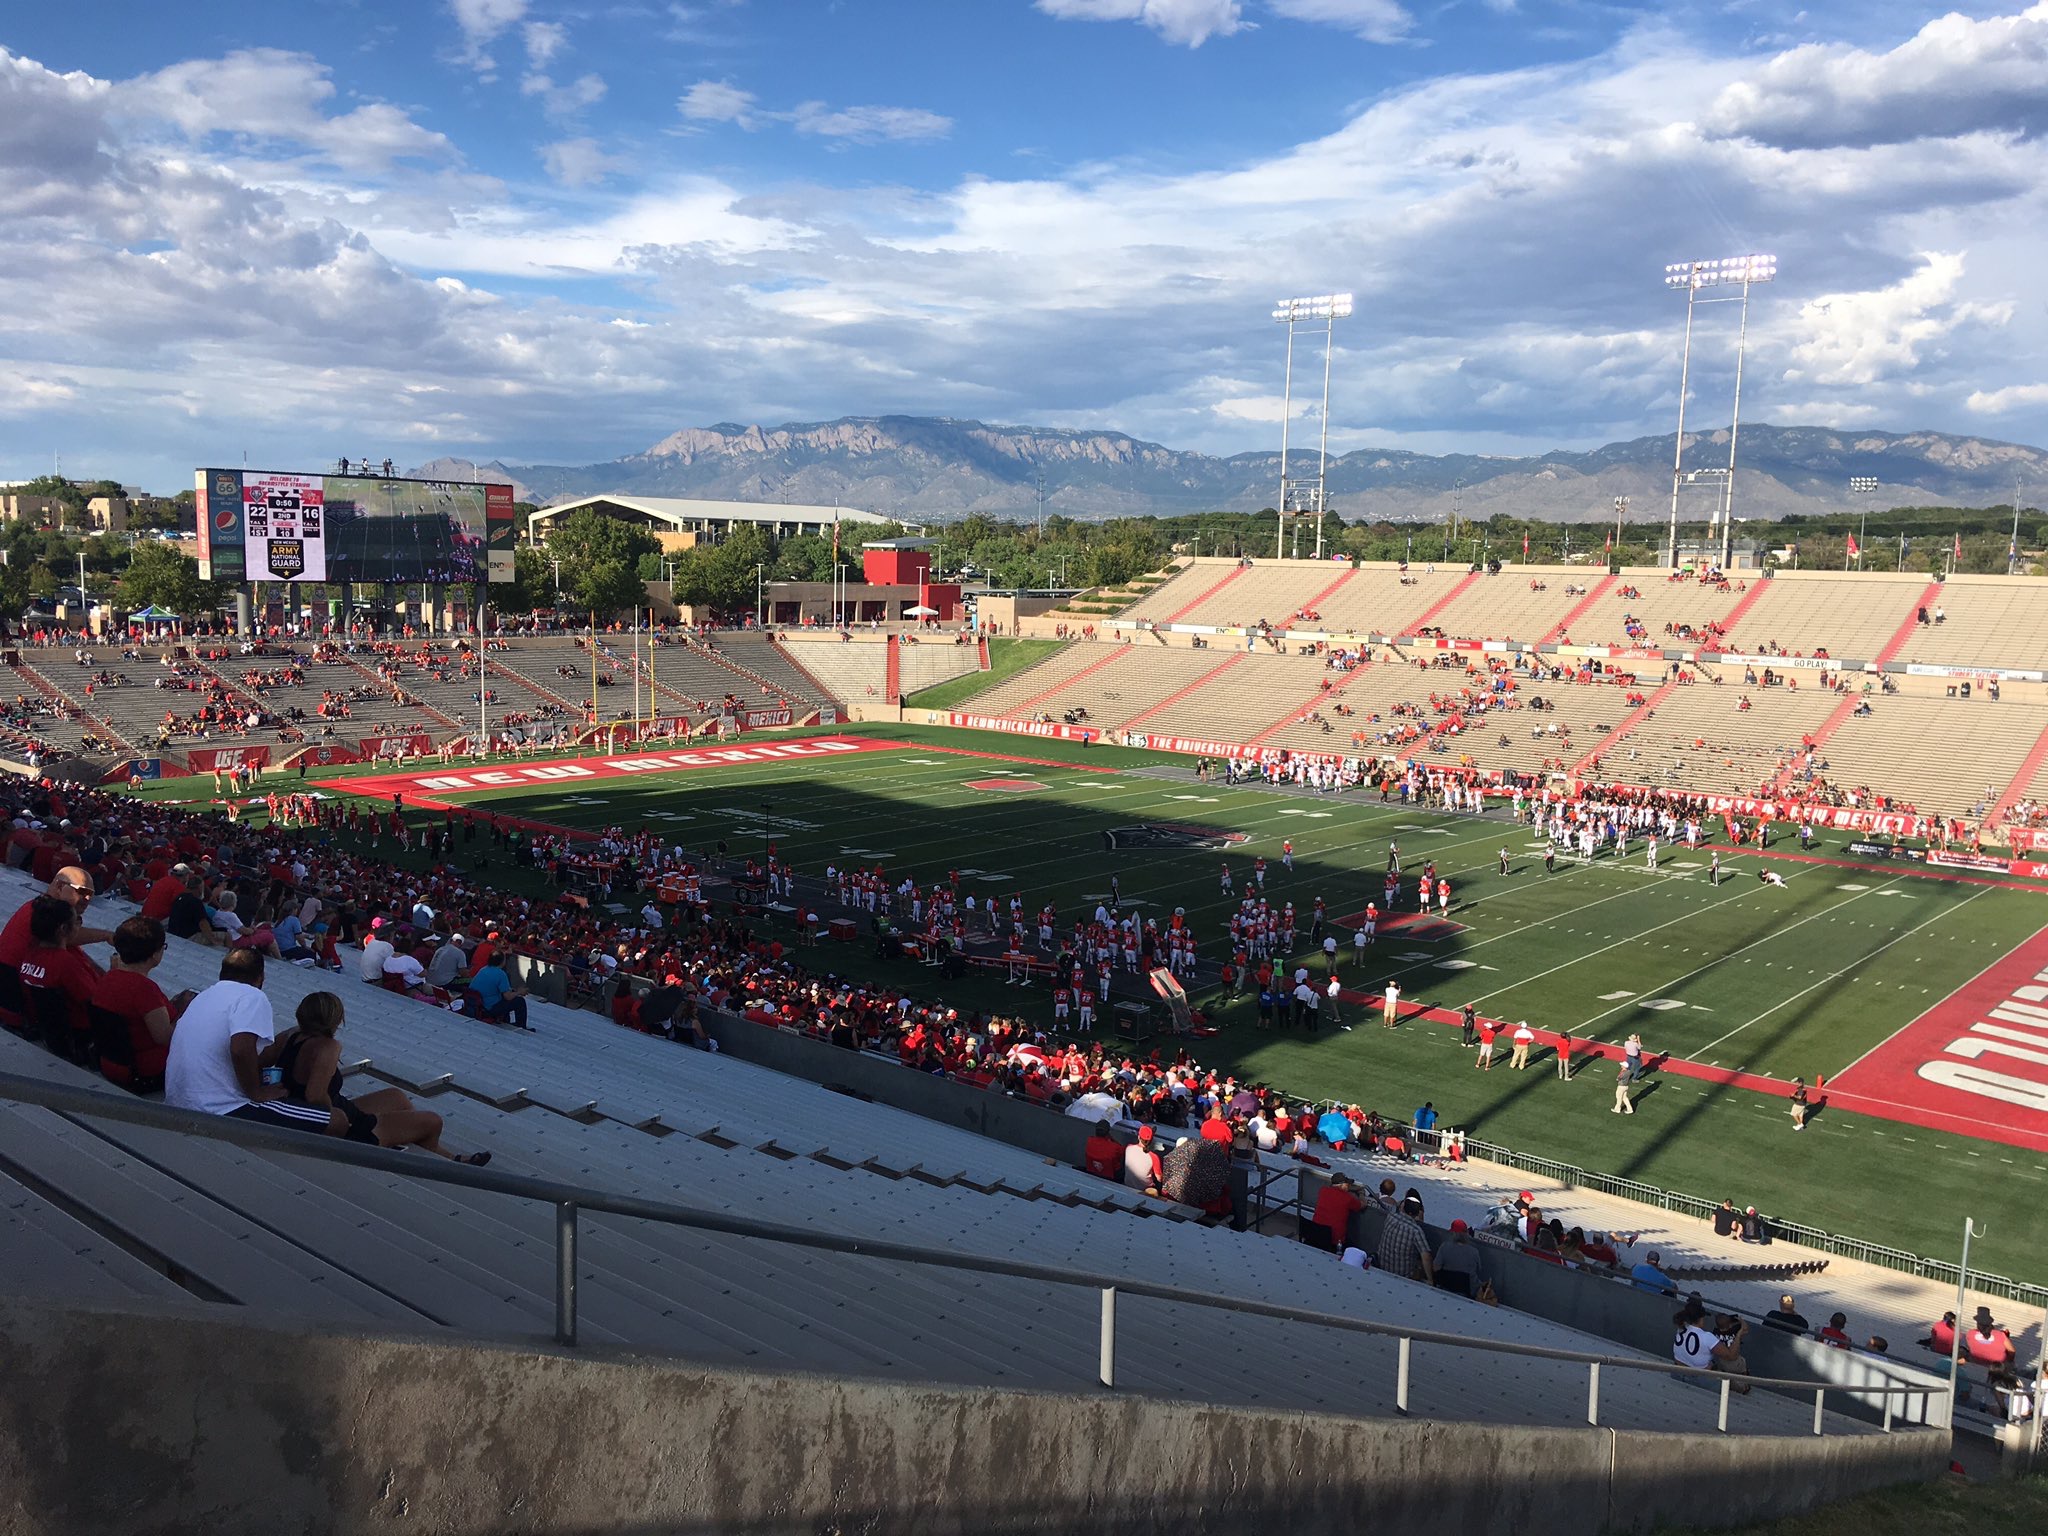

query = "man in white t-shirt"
[[1382, 980, 1401, 1027], [1510, 1020, 1536, 1070], [357, 918, 395, 983], [382, 947, 427, 992], [165, 949, 333, 1134]]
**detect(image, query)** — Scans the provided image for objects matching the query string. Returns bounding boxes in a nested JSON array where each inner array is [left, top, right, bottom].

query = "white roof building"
[[529, 495, 896, 544]]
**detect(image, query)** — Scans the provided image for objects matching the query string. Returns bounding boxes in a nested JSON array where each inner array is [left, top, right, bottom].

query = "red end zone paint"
[[1827, 921, 2048, 1154], [316, 735, 907, 806]]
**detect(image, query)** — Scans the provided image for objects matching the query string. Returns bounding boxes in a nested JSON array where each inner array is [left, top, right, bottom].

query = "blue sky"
[[5, 0, 2048, 490]]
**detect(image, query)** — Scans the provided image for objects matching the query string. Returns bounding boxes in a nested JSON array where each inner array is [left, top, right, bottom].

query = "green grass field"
[[902, 638, 1063, 710], [143, 723, 2048, 1280]]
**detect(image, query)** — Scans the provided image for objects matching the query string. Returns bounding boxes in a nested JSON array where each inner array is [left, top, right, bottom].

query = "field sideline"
[[141, 723, 2048, 1279]]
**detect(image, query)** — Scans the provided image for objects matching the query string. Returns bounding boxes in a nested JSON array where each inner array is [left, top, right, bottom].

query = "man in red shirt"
[[0, 866, 112, 968], [140, 863, 191, 923], [1081, 1120, 1123, 1181], [1198, 1106, 1235, 1147], [90, 915, 192, 1085], [19, 896, 100, 1043], [1307, 1174, 1364, 1253]]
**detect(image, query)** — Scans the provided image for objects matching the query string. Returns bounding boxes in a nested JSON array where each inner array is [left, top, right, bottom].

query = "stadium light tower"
[[1272, 293, 1353, 561], [1662, 255, 1776, 571], [1849, 476, 1878, 569]]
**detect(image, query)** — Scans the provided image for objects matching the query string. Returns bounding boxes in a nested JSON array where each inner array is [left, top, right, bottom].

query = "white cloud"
[[1034, 0, 1246, 47], [791, 102, 953, 143], [1967, 382, 2048, 415], [1786, 253, 2013, 389], [1706, 2, 2048, 148], [679, 79, 757, 125], [447, 0, 528, 74], [540, 137, 622, 187], [1267, 0, 1412, 45], [522, 70, 606, 122], [121, 49, 453, 172], [522, 20, 566, 67]]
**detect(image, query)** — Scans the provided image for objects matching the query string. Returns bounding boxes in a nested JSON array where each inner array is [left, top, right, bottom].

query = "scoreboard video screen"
[[196, 467, 516, 585]]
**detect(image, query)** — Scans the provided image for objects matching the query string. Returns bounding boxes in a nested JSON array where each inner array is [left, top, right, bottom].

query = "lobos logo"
[[1103, 823, 1250, 852]]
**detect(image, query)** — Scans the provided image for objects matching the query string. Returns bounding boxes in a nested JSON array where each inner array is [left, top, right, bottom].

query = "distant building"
[[0, 493, 66, 527], [528, 494, 896, 553]]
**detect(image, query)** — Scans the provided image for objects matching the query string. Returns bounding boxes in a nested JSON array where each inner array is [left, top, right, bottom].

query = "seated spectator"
[[1305, 1173, 1363, 1253], [1082, 1120, 1123, 1181], [353, 915, 395, 983], [466, 954, 530, 1029], [1579, 1230, 1620, 1268], [381, 944, 427, 993], [207, 887, 246, 941], [271, 906, 314, 965], [138, 862, 190, 923], [89, 915, 194, 1085], [269, 992, 489, 1164], [1712, 1198, 1739, 1238], [1964, 1307, 2016, 1368], [1630, 1250, 1677, 1295], [1739, 1206, 1769, 1243], [1374, 1194, 1435, 1284], [1817, 1312, 1852, 1349], [1764, 1293, 1811, 1334], [1433, 1219, 1483, 1298], [20, 895, 99, 1042], [164, 874, 221, 947], [1122, 1125, 1163, 1195], [0, 864, 112, 965], [425, 932, 469, 989], [1925, 1311, 1958, 1355], [164, 948, 335, 1134]]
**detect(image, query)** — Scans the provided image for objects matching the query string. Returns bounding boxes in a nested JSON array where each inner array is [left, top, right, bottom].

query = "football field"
[[295, 723, 2048, 1280]]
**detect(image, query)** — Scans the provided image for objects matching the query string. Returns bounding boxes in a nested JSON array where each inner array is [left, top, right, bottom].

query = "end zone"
[[1827, 920, 2048, 1154]]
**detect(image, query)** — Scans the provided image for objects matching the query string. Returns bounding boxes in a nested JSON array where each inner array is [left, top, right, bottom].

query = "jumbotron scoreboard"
[[195, 467, 516, 585]]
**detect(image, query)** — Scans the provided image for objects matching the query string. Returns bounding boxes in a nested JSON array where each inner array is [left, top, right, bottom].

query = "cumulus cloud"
[[1785, 253, 2013, 389], [1034, 0, 1246, 47], [540, 137, 621, 186], [522, 20, 566, 66], [1706, 3, 2048, 148], [522, 70, 606, 122], [679, 79, 757, 125], [1967, 382, 2048, 415], [122, 49, 453, 172], [447, 0, 527, 74]]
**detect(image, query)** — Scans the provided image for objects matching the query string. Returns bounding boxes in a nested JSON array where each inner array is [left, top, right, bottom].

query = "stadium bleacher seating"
[[1730, 573, 1929, 662], [0, 859, 1866, 1436]]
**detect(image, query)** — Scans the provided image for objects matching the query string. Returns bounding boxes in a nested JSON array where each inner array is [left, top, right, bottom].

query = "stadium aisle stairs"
[[1807, 696, 2048, 821]]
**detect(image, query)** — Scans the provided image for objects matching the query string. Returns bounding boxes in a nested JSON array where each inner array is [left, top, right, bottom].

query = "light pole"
[[1612, 496, 1629, 562], [1849, 477, 1877, 570], [1664, 255, 1777, 570], [1948, 1217, 1984, 1402], [2012, 475, 2025, 575], [1272, 294, 1353, 561], [754, 563, 766, 629]]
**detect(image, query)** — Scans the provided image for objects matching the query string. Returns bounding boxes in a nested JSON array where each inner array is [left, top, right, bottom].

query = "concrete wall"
[[0, 1296, 1946, 1536], [1339, 1203, 1949, 1428]]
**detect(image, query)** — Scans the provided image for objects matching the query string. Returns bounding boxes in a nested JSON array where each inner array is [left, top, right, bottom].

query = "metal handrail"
[[0, 1070, 1948, 1436]]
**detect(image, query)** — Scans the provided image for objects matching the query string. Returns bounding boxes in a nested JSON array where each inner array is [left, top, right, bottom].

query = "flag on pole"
[[1522, 532, 1530, 559], [1604, 531, 1613, 554], [1953, 532, 1962, 562], [1846, 532, 1860, 560]]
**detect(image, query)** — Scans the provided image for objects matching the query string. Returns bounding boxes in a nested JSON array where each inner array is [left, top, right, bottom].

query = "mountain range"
[[413, 417, 2048, 525]]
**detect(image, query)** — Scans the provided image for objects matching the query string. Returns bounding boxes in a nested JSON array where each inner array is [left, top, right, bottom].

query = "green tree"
[[673, 524, 774, 615], [772, 532, 834, 582], [118, 540, 209, 612], [541, 509, 660, 617]]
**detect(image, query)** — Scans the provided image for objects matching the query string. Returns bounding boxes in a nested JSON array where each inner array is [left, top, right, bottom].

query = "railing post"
[[1717, 1377, 1731, 1433], [1396, 1336, 1411, 1414], [1882, 1394, 1894, 1433], [1812, 1388, 1825, 1436], [1098, 1287, 1116, 1389], [555, 1200, 579, 1346], [1587, 1363, 1600, 1426]]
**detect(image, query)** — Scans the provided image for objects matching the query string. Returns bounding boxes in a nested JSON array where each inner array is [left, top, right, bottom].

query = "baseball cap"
[[1137, 1125, 1154, 1140], [1450, 1219, 1469, 1233]]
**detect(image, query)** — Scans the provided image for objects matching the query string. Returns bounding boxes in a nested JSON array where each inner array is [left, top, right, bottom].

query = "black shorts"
[[228, 1101, 334, 1135]]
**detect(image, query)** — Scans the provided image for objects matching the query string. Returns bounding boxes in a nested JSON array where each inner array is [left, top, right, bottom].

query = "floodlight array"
[[1849, 477, 1879, 492], [1272, 293, 1355, 321], [1663, 255, 1777, 289]]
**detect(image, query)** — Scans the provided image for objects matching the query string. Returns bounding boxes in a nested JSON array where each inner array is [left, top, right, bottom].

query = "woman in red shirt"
[[89, 915, 193, 1085]]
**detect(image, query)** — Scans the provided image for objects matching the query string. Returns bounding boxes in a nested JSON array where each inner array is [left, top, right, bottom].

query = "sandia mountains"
[[415, 417, 2048, 524]]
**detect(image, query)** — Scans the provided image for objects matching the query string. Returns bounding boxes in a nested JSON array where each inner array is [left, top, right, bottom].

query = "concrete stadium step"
[[0, 1169, 191, 1306]]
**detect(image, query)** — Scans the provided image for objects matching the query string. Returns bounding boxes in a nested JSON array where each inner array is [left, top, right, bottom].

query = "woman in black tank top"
[[274, 992, 490, 1165]]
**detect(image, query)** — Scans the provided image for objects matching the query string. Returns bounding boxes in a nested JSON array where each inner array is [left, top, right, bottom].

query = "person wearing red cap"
[[1121, 1125, 1163, 1196], [1434, 1219, 1483, 1297]]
